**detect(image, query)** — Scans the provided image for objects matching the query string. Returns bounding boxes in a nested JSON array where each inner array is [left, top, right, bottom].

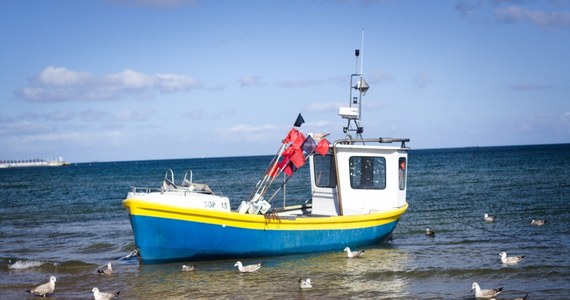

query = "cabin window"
[[349, 156, 386, 190], [399, 157, 407, 190], [313, 155, 337, 188]]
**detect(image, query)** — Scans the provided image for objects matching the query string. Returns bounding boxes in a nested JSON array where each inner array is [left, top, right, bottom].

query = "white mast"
[[338, 30, 369, 140], [360, 29, 364, 75]]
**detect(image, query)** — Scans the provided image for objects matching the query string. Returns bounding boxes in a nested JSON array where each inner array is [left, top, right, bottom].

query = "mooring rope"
[[96, 249, 138, 270]]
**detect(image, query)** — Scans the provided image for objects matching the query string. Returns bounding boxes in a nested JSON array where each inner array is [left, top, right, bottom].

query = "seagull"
[[484, 213, 495, 222], [500, 251, 525, 264], [97, 262, 113, 276], [234, 261, 262, 273], [298, 278, 312, 289], [530, 219, 546, 226], [472, 282, 503, 299], [425, 228, 435, 237], [27, 276, 56, 297], [343, 247, 365, 258], [181, 264, 196, 272], [92, 287, 120, 300]]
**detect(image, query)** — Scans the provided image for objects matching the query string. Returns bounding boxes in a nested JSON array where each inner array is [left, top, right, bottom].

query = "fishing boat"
[[123, 49, 410, 264]]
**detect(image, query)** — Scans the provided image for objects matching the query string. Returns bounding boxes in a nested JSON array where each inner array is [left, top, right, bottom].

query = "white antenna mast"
[[339, 30, 369, 140], [360, 29, 364, 75]]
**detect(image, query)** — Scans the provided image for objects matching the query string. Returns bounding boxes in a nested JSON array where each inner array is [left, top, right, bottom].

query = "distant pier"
[[0, 157, 70, 168]]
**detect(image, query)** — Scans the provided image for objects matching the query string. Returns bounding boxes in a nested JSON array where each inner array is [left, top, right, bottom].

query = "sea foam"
[[8, 260, 48, 270]]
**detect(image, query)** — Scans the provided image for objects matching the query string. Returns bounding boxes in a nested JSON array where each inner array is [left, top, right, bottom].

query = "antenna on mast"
[[360, 29, 364, 75], [338, 30, 369, 140], [355, 49, 360, 74]]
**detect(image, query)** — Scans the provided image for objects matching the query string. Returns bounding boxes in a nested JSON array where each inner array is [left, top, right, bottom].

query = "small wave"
[[78, 242, 116, 254], [56, 260, 96, 268], [120, 241, 137, 252], [8, 260, 51, 270]]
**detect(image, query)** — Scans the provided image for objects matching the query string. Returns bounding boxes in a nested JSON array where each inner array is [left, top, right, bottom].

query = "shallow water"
[[1, 144, 569, 299]]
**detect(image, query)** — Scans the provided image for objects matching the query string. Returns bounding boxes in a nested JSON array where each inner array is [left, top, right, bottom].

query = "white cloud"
[[515, 112, 570, 136], [0, 109, 151, 129], [240, 75, 265, 87], [495, 6, 570, 29], [38, 66, 91, 87], [114, 110, 152, 122], [18, 66, 206, 102], [455, 1, 570, 30], [305, 101, 344, 113], [0, 121, 49, 136], [106, 69, 154, 89], [276, 79, 322, 88], [215, 123, 285, 142], [7, 131, 126, 147], [220, 123, 281, 134], [156, 73, 201, 92], [305, 120, 335, 129], [19, 87, 49, 100]]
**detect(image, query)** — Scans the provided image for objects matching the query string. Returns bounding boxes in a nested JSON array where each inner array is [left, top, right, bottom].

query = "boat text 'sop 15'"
[[123, 49, 410, 263]]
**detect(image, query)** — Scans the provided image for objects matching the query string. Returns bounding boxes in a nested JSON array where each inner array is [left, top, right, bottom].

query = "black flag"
[[293, 113, 305, 127]]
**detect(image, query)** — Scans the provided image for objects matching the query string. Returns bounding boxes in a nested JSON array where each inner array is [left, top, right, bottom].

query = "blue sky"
[[1, 0, 569, 163]]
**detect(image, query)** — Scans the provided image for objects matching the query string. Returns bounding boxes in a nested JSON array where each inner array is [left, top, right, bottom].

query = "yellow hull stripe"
[[123, 198, 408, 231]]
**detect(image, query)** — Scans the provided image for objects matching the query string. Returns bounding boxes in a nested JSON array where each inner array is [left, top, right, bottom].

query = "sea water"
[[1, 144, 569, 299]]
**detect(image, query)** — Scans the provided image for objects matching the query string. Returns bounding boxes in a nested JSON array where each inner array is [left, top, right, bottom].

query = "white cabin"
[[309, 139, 409, 216]]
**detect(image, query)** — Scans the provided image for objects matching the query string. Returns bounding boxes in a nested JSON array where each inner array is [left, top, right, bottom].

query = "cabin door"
[[310, 155, 340, 216]]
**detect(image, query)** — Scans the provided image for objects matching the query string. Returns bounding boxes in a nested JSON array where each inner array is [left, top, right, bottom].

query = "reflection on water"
[[336, 248, 410, 298], [91, 248, 411, 299]]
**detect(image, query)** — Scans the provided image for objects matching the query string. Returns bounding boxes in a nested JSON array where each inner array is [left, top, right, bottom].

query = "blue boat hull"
[[128, 213, 400, 264]]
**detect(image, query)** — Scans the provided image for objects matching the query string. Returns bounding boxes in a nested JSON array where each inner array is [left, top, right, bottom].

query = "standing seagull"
[[343, 247, 365, 258], [484, 213, 495, 222], [425, 228, 435, 237], [27, 276, 56, 297], [471, 282, 503, 299], [530, 219, 546, 226], [234, 261, 262, 273], [500, 251, 525, 264], [92, 287, 120, 300], [298, 278, 312, 289]]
